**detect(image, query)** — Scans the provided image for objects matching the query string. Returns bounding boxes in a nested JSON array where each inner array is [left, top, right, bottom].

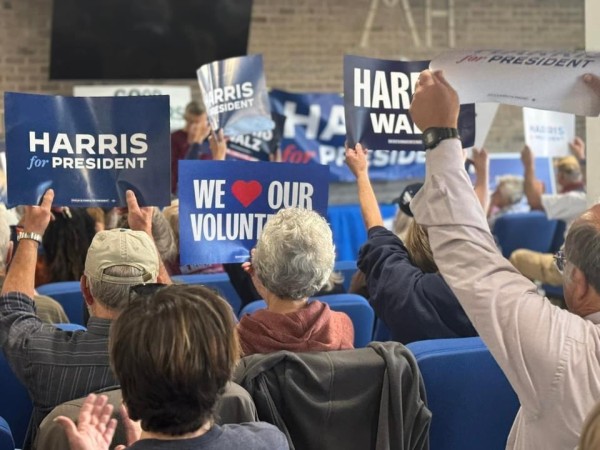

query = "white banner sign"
[[523, 107, 575, 157], [431, 49, 600, 116], [73, 85, 192, 131]]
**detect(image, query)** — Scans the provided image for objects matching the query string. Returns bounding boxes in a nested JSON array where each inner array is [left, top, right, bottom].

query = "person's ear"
[[80, 275, 94, 306], [568, 266, 589, 306]]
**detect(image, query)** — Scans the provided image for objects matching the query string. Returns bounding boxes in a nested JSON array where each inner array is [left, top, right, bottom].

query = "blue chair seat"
[[171, 272, 242, 314], [239, 293, 374, 348], [407, 337, 519, 450], [0, 353, 31, 449], [0, 417, 14, 450]]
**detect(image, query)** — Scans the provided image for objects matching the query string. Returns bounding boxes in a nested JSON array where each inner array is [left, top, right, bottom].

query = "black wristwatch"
[[422, 127, 460, 150]]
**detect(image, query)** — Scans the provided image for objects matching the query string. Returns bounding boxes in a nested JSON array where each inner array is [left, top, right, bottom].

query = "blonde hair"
[[405, 220, 438, 273]]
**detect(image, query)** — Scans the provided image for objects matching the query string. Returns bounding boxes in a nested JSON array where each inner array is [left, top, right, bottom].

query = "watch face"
[[424, 131, 436, 145]]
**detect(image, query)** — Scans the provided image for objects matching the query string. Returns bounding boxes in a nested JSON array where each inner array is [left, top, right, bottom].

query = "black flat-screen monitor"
[[50, 0, 253, 80]]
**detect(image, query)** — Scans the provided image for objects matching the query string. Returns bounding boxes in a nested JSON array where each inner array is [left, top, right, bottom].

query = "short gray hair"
[[88, 265, 144, 311], [253, 208, 335, 300], [565, 219, 600, 294], [497, 175, 524, 205]]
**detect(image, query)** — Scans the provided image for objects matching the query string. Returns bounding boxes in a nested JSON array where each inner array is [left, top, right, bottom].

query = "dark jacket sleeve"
[[357, 226, 477, 343]]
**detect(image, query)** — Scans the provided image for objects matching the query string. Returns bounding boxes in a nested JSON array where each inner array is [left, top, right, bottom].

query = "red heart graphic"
[[231, 180, 263, 207]]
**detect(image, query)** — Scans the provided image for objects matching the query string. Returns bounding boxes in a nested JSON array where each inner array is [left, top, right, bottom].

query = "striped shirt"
[[0, 291, 116, 449]]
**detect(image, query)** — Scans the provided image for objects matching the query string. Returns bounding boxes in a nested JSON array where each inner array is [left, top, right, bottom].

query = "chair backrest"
[[550, 219, 567, 253], [171, 272, 242, 314], [36, 281, 84, 325], [492, 211, 559, 258], [0, 353, 32, 449], [0, 417, 14, 450], [333, 260, 357, 292], [239, 293, 375, 348], [234, 342, 430, 450], [407, 337, 519, 450], [54, 323, 87, 332]]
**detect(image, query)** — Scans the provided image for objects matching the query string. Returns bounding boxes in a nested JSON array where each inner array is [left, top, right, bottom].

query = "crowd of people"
[[0, 70, 599, 450]]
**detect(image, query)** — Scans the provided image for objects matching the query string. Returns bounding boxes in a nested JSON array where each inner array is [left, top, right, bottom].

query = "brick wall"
[[0, 0, 586, 152]]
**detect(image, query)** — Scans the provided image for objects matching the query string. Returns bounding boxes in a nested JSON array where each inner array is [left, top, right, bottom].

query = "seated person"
[[34, 207, 97, 286], [510, 142, 587, 286], [237, 208, 354, 355], [346, 145, 477, 344], [56, 284, 288, 450], [0, 190, 169, 449], [162, 200, 224, 276], [406, 69, 600, 449], [487, 175, 529, 227], [0, 207, 67, 323], [170, 101, 212, 196]]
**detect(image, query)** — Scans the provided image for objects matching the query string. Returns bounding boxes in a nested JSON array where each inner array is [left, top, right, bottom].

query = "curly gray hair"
[[253, 208, 335, 300]]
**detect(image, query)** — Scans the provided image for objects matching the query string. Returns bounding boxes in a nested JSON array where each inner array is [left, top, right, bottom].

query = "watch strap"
[[423, 127, 460, 150], [17, 231, 43, 245]]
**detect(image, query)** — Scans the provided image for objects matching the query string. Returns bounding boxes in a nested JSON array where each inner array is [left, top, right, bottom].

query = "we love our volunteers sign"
[[178, 160, 329, 264]]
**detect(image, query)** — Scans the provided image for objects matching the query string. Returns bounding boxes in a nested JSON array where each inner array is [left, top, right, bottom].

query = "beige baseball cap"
[[85, 228, 159, 285]]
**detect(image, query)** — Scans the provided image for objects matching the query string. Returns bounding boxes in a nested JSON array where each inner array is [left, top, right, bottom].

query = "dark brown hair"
[[110, 284, 240, 435]]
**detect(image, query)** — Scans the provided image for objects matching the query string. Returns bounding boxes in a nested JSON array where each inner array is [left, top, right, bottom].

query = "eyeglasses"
[[128, 283, 167, 303], [553, 250, 567, 274]]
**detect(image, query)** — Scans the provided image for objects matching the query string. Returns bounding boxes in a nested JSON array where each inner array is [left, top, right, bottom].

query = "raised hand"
[[345, 143, 369, 178], [54, 394, 117, 450], [409, 70, 459, 132]]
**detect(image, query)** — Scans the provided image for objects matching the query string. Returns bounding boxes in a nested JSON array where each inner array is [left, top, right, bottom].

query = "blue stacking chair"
[[54, 323, 87, 332], [0, 353, 32, 449], [407, 337, 519, 450], [36, 281, 84, 325], [171, 272, 243, 314], [492, 211, 560, 259], [239, 293, 375, 348], [0, 417, 14, 450]]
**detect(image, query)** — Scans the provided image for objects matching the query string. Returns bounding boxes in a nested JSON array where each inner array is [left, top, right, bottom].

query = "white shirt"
[[412, 139, 600, 450], [542, 191, 587, 228]]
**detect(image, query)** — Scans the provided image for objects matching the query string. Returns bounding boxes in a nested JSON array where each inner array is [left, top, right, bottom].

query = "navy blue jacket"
[[358, 226, 477, 344]]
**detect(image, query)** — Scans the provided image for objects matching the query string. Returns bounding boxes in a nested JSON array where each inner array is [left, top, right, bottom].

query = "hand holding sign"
[[520, 145, 534, 169], [409, 70, 460, 132], [584, 73, 600, 99], [569, 136, 586, 161], [344, 143, 369, 178], [209, 129, 228, 161], [125, 190, 153, 236], [22, 189, 55, 236]]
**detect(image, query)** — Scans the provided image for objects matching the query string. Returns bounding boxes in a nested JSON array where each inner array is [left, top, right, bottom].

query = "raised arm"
[[409, 70, 584, 412], [521, 145, 544, 210], [471, 147, 490, 213], [2, 190, 54, 297], [125, 190, 171, 284], [344, 143, 383, 229]]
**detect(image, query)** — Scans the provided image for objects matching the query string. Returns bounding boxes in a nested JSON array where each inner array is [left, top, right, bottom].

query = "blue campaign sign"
[[488, 154, 556, 194], [197, 54, 275, 137], [270, 89, 428, 182], [178, 160, 330, 265], [343, 55, 475, 152], [4, 92, 171, 207], [226, 112, 286, 161]]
